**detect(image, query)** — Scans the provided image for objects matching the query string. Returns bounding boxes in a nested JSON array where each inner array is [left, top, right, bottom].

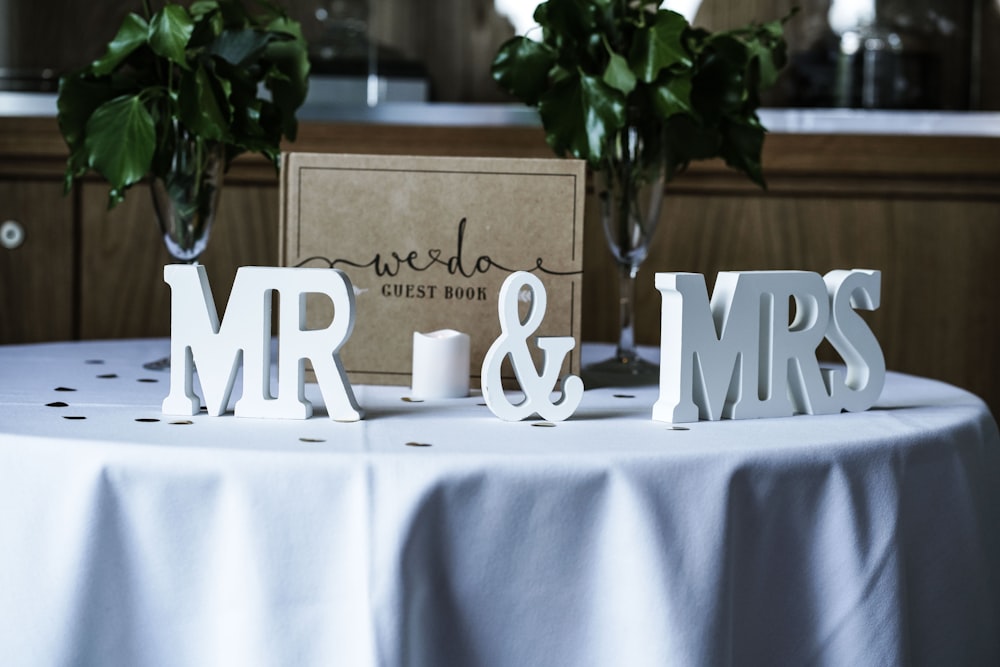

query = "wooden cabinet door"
[[0, 180, 75, 343]]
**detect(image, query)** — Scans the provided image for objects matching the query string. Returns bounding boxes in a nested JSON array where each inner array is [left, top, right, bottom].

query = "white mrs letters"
[[162, 264, 363, 421], [653, 269, 884, 423]]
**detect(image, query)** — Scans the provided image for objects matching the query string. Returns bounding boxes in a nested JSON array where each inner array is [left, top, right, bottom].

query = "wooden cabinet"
[[0, 179, 75, 343], [1, 114, 999, 419]]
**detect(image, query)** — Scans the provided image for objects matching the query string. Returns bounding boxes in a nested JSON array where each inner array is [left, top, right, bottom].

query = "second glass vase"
[[585, 125, 667, 383]]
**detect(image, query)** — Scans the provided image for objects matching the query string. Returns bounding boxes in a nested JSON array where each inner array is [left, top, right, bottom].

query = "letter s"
[[824, 269, 886, 412]]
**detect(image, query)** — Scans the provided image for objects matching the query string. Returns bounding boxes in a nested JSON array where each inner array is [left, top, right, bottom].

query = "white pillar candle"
[[411, 329, 471, 399]]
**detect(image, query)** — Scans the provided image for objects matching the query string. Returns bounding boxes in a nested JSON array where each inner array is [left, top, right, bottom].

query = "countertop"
[[3, 91, 1000, 137]]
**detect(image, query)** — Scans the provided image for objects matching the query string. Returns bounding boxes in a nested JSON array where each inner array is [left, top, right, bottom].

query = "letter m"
[[161, 264, 272, 416], [652, 273, 761, 423]]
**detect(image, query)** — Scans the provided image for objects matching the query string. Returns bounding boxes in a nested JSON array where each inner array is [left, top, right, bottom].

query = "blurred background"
[[1, 0, 997, 111]]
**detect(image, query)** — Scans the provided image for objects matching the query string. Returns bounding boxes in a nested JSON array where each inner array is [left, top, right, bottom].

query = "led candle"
[[411, 329, 471, 399]]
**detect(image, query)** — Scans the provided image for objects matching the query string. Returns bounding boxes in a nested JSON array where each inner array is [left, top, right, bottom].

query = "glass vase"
[[585, 125, 667, 383], [151, 128, 224, 263], [143, 126, 224, 370]]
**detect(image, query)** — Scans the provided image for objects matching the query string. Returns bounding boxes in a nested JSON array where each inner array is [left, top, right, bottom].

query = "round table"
[[1, 339, 998, 666]]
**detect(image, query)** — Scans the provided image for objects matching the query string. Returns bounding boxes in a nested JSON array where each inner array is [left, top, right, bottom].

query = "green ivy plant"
[[57, 0, 309, 208], [492, 0, 793, 187]]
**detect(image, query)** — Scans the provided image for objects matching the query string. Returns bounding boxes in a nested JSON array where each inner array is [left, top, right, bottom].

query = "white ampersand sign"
[[481, 271, 584, 421]]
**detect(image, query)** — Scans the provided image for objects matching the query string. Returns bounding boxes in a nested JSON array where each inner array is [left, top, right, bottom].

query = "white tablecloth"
[[1, 339, 998, 667]]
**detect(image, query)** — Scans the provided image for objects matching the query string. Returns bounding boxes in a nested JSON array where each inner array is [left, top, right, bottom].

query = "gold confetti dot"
[[401, 397, 424, 403], [169, 420, 193, 426], [532, 422, 557, 428]]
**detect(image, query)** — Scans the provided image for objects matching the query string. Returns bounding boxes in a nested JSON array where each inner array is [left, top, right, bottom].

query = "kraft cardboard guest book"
[[279, 152, 585, 387]]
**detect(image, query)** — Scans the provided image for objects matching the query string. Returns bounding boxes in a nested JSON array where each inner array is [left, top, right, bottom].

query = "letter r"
[[264, 268, 363, 422]]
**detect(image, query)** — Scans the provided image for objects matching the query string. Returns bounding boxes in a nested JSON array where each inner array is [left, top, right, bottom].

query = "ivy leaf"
[[189, 0, 220, 18], [602, 49, 636, 95], [652, 76, 693, 118], [691, 35, 748, 121], [149, 4, 195, 68], [57, 74, 119, 153], [217, 0, 251, 28], [189, 2, 224, 43], [211, 28, 274, 67], [84, 95, 155, 197], [91, 13, 149, 76], [541, 0, 596, 48], [662, 114, 718, 179], [538, 70, 624, 165], [741, 20, 788, 91], [188, 10, 224, 51], [262, 18, 310, 139], [629, 10, 690, 83], [492, 37, 557, 105], [178, 63, 232, 142], [719, 119, 766, 187]]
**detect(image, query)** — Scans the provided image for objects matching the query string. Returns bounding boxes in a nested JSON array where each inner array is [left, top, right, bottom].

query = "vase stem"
[[616, 261, 638, 364], [583, 122, 666, 384]]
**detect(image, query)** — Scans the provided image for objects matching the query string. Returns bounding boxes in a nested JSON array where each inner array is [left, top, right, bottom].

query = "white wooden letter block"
[[653, 269, 884, 423], [823, 269, 886, 412], [162, 264, 364, 422], [481, 272, 584, 421]]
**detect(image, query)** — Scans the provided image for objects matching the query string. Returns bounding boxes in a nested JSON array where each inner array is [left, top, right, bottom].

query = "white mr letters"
[[162, 264, 363, 421], [653, 270, 885, 423]]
